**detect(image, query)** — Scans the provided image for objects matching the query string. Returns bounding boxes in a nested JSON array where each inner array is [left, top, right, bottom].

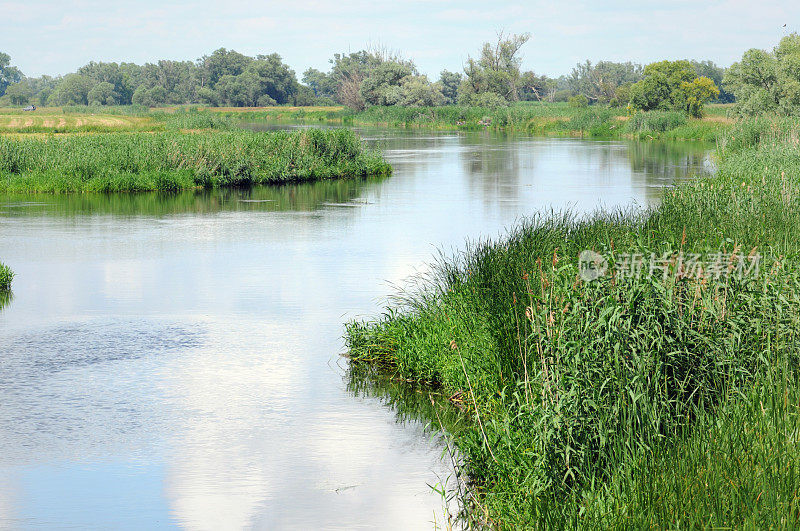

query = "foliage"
[[725, 33, 800, 116], [3, 81, 31, 105], [629, 60, 718, 116], [47, 74, 94, 105], [568, 60, 642, 104], [691, 59, 734, 103], [87, 81, 119, 106], [458, 32, 530, 105], [681, 76, 720, 117], [438, 70, 462, 105], [567, 94, 588, 108], [0, 52, 23, 97], [518, 71, 559, 102]]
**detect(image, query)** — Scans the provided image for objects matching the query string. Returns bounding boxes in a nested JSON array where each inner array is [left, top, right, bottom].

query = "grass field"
[[0, 109, 156, 133], [344, 115, 800, 526]]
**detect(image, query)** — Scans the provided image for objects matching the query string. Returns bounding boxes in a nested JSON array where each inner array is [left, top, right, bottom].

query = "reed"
[[345, 115, 800, 526], [0, 262, 12, 291], [0, 129, 391, 193], [209, 103, 727, 141]]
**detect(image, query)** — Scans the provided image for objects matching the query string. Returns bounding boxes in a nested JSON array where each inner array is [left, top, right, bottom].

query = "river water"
[[0, 129, 709, 529]]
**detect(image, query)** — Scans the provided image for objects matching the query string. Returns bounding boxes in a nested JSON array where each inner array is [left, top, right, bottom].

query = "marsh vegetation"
[[0, 128, 390, 193], [345, 118, 800, 526]]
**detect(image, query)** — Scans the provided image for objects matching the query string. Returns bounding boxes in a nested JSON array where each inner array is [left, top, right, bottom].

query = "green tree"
[[87, 81, 119, 106], [628, 60, 712, 115], [691, 60, 733, 103], [398, 76, 445, 106], [438, 70, 462, 104], [197, 86, 219, 106], [680, 76, 720, 117], [458, 32, 530, 105], [4, 81, 31, 105], [48, 74, 94, 105], [360, 61, 415, 106], [0, 52, 23, 97], [25, 76, 59, 106], [199, 48, 252, 87], [302, 68, 336, 98], [519, 71, 558, 101], [78, 62, 133, 104], [131, 85, 167, 107], [568, 60, 642, 104], [725, 33, 800, 116]]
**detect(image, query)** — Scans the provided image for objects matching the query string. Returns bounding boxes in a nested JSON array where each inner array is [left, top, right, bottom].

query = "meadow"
[[0, 128, 391, 193], [344, 116, 800, 526]]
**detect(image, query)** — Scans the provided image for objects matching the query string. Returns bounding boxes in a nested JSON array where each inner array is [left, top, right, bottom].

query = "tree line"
[[3, 33, 799, 117]]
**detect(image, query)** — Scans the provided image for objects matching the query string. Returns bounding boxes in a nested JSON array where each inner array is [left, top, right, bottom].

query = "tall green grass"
[[345, 116, 800, 526], [0, 129, 390, 193], [222, 103, 724, 140], [0, 262, 12, 291]]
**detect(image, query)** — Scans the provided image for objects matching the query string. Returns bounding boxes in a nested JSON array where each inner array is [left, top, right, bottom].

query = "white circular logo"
[[579, 250, 608, 282]]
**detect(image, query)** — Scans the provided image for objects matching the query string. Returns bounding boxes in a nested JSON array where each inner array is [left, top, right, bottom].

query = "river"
[[0, 129, 709, 529]]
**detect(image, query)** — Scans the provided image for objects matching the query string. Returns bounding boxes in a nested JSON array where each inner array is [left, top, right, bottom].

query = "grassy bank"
[[0, 262, 12, 291], [344, 116, 800, 526], [209, 102, 731, 141], [0, 104, 731, 140], [0, 129, 390, 193]]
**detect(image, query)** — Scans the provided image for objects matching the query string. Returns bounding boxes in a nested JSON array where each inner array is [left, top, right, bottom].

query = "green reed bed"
[[345, 116, 800, 527], [0, 262, 12, 291], [216, 103, 725, 140], [0, 128, 390, 193]]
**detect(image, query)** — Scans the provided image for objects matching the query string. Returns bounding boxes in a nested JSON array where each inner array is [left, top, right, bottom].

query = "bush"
[[568, 94, 589, 108]]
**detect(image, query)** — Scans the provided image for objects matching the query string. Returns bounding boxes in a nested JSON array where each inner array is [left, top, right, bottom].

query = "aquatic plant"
[[0, 128, 391, 193], [219, 102, 726, 141], [0, 261, 13, 291], [345, 116, 800, 526]]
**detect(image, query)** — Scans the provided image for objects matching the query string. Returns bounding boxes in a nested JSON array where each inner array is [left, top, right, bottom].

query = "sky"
[[3, 0, 799, 79]]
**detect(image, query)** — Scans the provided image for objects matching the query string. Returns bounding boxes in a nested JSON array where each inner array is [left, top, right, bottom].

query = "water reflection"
[[0, 129, 710, 529], [0, 177, 385, 218], [346, 365, 467, 436], [0, 291, 11, 312]]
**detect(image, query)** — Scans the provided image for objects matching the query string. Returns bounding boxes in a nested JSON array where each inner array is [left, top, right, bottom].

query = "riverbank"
[[344, 116, 800, 527], [0, 103, 733, 141], [0, 129, 390, 193], [207, 102, 732, 141]]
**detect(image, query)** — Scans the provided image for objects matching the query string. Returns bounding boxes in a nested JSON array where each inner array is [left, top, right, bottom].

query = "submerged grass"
[[344, 116, 800, 526], [0, 128, 390, 193]]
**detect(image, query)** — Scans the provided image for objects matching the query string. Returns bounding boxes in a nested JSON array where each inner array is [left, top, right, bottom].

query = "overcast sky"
[[3, 0, 799, 79]]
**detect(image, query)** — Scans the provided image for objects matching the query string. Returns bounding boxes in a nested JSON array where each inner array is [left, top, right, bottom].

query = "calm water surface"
[[0, 129, 709, 529]]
